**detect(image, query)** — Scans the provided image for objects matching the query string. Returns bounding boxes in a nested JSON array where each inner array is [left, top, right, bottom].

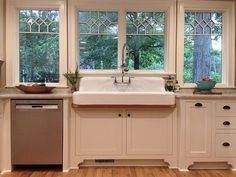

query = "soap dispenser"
[[166, 76, 174, 91]]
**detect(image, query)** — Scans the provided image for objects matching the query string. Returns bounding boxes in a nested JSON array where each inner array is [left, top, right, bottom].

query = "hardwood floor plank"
[[112, 167, 132, 177], [2, 167, 236, 177]]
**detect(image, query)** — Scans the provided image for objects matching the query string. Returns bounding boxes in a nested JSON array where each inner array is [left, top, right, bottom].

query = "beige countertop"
[[175, 93, 236, 99], [0, 88, 72, 99], [175, 88, 236, 99], [1, 88, 236, 100]]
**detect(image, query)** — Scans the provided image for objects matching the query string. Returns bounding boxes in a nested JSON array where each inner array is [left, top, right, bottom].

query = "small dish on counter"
[[16, 84, 55, 94]]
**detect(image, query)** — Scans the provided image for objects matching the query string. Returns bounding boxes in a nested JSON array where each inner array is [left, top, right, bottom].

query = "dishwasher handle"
[[16, 104, 59, 110]]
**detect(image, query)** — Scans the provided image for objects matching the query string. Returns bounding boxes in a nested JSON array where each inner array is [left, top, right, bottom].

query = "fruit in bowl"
[[196, 77, 216, 91]]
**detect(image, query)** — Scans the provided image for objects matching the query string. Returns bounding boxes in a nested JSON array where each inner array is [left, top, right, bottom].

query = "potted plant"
[[63, 66, 80, 92]]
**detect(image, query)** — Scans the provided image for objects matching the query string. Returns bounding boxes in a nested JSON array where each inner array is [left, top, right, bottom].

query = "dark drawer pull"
[[223, 105, 231, 110], [222, 142, 230, 147], [127, 114, 131, 117], [195, 103, 203, 107], [223, 121, 231, 126], [118, 114, 122, 117]]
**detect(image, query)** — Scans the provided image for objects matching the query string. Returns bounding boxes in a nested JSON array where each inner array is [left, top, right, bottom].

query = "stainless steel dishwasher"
[[11, 99, 63, 165]]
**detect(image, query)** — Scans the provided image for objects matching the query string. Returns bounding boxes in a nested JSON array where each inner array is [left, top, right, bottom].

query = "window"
[[126, 12, 165, 70], [19, 10, 59, 83], [184, 12, 222, 83], [6, 0, 67, 86], [177, 1, 235, 87], [78, 11, 118, 70], [73, 1, 175, 74]]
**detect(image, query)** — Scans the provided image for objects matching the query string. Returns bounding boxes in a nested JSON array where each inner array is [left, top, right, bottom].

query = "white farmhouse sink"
[[73, 77, 175, 106]]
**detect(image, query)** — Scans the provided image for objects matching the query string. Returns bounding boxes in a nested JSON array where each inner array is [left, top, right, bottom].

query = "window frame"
[[6, 0, 67, 87], [176, 0, 235, 88], [68, 0, 176, 76]]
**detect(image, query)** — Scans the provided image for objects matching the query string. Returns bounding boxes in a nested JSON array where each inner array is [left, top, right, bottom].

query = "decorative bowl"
[[196, 80, 216, 91], [16, 85, 55, 94]]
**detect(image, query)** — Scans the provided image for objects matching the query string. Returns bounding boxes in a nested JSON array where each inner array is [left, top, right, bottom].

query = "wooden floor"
[[2, 167, 236, 177]]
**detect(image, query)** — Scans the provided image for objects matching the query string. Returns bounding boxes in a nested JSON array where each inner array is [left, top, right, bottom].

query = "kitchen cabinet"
[[0, 99, 4, 172], [215, 102, 236, 161], [126, 109, 173, 155], [75, 109, 123, 156], [178, 99, 236, 170], [0, 99, 11, 173], [72, 108, 177, 168], [185, 101, 212, 158]]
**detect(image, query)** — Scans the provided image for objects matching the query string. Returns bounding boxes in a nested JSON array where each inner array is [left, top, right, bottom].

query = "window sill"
[[79, 70, 176, 77]]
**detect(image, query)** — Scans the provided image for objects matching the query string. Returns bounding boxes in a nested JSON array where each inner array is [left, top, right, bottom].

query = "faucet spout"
[[112, 43, 131, 85], [121, 43, 129, 74]]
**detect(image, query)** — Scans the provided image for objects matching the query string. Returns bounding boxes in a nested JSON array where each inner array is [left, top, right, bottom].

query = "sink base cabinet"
[[75, 110, 123, 156], [126, 110, 173, 155], [178, 99, 236, 170], [71, 108, 177, 168]]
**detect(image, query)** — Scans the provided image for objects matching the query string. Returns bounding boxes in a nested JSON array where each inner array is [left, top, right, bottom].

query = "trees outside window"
[[126, 12, 165, 70], [77, 11, 166, 71]]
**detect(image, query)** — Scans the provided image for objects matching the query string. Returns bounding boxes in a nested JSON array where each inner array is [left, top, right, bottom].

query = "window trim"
[[176, 0, 235, 87], [68, 0, 176, 76], [6, 0, 67, 87]]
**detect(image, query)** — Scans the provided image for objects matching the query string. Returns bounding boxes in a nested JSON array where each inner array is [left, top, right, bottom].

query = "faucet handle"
[[111, 76, 117, 84], [123, 68, 129, 72]]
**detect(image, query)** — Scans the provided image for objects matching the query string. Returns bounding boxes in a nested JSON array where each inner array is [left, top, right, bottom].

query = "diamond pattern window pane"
[[126, 11, 165, 70], [78, 11, 118, 70], [19, 10, 59, 33], [184, 12, 222, 35], [79, 11, 118, 34], [184, 11, 223, 84], [126, 12, 165, 35]]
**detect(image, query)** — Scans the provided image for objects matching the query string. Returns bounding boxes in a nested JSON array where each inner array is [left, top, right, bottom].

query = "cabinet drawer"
[[216, 117, 236, 130], [215, 134, 236, 157], [215, 103, 236, 116]]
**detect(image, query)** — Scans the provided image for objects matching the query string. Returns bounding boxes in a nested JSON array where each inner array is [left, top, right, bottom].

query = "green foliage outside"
[[184, 36, 222, 83], [79, 35, 117, 69], [20, 34, 59, 83], [127, 35, 164, 70]]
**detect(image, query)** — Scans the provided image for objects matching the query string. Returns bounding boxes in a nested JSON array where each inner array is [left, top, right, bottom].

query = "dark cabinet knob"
[[222, 142, 230, 147], [195, 103, 203, 107], [223, 105, 231, 110], [127, 114, 131, 117], [118, 114, 122, 117], [223, 121, 231, 126]]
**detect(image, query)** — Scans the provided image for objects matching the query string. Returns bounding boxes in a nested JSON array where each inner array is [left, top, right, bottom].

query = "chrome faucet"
[[121, 43, 129, 74], [113, 43, 131, 85]]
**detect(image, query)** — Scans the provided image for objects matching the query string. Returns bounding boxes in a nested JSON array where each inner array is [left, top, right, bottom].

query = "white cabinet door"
[[185, 101, 212, 157], [0, 100, 2, 171], [75, 109, 123, 156], [126, 109, 173, 155]]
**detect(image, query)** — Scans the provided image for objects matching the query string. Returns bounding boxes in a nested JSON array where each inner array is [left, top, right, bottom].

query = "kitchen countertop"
[[175, 88, 236, 99], [1, 88, 236, 100], [0, 88, 72, 99], [175, 93, 236, 99]]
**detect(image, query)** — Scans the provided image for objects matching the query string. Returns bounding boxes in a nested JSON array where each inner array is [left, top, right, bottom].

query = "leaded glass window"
[[78, 11, 118, 70], [19, 9, 59, 83], [126, 12, 165, 70], [184, 12, 222, 83]]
